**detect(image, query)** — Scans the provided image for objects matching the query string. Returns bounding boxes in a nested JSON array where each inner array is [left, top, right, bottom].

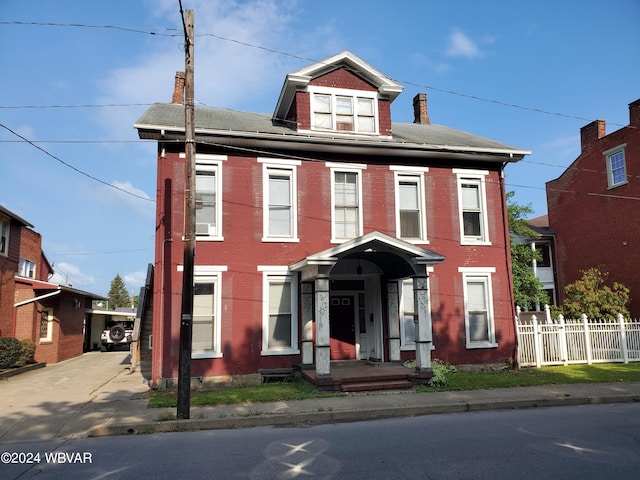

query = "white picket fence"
[[516, 306, 640, 367]]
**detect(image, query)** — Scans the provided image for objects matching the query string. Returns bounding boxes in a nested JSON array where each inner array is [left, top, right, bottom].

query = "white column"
[[301, 282, 314, 366], [413, 276, 432, 372], [315, 276, 331, 376], [387, 281, 401, 362]]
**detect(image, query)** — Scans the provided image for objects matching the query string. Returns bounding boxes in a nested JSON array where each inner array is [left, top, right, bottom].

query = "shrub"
[[16, 339, 36, 367], [428, 359, 457, 387], [0, 337, 22, 369]]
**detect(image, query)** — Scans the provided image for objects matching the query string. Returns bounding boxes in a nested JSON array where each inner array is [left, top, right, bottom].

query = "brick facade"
[[547, 99, 640, 317]]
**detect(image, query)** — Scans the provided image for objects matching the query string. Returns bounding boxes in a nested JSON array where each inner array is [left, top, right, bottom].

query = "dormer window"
[[310, 87, 377, 134]]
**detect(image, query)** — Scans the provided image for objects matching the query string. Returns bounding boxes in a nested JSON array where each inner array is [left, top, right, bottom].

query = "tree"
[[559, 267, 630, 319], [108, 274, 131, 310], [507, 191, 549, 309]]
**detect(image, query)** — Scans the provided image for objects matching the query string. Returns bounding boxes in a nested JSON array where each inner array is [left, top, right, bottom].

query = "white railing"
[[516, 306, 640, 367]]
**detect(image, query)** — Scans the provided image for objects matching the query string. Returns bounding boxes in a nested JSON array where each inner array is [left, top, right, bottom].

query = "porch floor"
[[300, 361, 433, 392]]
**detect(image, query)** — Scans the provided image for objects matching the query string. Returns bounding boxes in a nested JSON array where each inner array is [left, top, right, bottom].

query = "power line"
[[0, 122, 154, 203], [0, 20, 179, 36]]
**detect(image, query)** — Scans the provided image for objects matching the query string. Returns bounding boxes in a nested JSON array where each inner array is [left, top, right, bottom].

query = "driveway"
[[0, 351, 149, 443]]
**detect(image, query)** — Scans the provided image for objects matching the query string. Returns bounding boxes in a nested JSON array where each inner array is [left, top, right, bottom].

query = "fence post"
[[558, 314, 568, 365], [533, 315, 541, 368], [618, 313, 629, 364], [582, 314, 593, 364], [544, 304, 551, 323]]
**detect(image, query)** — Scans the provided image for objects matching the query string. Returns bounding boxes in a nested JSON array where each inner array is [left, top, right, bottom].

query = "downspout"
[[499, 161, 518, 370], [13, 289, 62, 338]]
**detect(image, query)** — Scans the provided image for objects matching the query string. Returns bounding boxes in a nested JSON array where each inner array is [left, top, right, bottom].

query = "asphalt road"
[[2, 402, 639, 479]]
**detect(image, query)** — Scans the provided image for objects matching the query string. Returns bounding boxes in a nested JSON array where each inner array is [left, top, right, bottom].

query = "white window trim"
[[327, 163, 366, 243], [453, 169, 491, 246], [458, 267, 497, 349], [191, 265, 226, 359], [391, 166, 429, 244], [259, 266, 299, 356], [0, 215, 9, 257], [258, 158, 301, 242], [181, 153, 227, 241], [18, 258, 36, 279], [39, 308, 53, 343], [604, 144, 628, 189], [305, 86, 380, 136]]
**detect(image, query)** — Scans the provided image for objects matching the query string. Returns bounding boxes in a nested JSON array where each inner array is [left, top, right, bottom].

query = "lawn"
[[148, 363, 640, 408]]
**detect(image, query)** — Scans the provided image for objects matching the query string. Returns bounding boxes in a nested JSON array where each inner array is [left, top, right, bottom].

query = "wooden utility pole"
[[177, 8, 195, 420]]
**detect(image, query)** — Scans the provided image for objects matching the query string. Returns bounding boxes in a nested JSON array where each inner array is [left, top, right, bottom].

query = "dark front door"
[[329, 295, 356, 359]]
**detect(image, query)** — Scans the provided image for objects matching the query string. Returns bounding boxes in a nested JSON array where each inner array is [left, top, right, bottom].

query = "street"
[[2, 402, 639, 479]]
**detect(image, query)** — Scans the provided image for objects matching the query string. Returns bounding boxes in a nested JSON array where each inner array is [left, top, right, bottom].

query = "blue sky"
[[1, 0, 639, 297]]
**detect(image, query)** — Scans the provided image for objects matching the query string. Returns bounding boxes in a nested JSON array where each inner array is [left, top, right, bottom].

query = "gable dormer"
[[273, 51, 403, 138]]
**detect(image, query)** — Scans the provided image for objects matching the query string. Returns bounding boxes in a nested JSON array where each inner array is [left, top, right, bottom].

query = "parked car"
[[100, 321, 133, 351]]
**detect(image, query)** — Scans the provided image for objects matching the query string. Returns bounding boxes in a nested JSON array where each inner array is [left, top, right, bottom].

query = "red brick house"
[[546, 99, 640, 318], [135, 51, 530, 388], [0, 205, 105, 364]]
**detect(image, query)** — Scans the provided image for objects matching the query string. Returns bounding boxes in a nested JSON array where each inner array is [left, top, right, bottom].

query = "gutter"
[[14, 289, 61, 307]]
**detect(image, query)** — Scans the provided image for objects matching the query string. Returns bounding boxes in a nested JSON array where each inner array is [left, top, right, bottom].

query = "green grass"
[[148, 363, 640, 408], [426, 363, 640, 392], [148, 378, 342, 409]]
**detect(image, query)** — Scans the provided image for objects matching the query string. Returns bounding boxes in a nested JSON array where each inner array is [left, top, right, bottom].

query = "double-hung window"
[[310, 87, 377, 134], [454, 170, 490, 245], [191, 266, 225, 359], [329, 163, 365, 242], [259, 158, 300, 242], [184, 153, 226, 241], [0, 216, 8, 256], [605, 145, 627, 188], [399, 279, 416, 349], [259, 266, 299, 355], [459, 267, 497, 349], [391, 167, 429, 242], [18, 258, 36, 278]]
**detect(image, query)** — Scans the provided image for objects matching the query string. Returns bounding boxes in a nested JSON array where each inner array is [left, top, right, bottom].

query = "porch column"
[[414, 276, 432, 372], [314, 275, 331, 376], [300, 282, 314, 367], [387, 281, 401, 362]]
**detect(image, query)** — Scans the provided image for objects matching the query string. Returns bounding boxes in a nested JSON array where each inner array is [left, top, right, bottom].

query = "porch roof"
[[290, 231, 445, 280]]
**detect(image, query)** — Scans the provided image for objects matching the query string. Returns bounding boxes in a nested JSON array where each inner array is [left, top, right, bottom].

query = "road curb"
[[85, 393, 640, 438]]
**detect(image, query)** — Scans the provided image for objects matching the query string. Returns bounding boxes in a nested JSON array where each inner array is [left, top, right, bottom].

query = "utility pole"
[[177, 7, 195, 420]]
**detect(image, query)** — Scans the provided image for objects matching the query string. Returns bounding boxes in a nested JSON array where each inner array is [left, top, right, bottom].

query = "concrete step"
[[341, 380, 413, 392]]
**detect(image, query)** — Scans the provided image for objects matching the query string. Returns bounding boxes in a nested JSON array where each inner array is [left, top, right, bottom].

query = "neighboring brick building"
[[135, 51, 530, 388], [546, 99, 640, 318], [0, 204, 105, 364]]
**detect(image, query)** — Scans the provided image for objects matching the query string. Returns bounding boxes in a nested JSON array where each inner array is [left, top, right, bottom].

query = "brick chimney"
[[629, 99, 640, 127], [172, 71, 186, 104], [580, 119, 606, 152], [413, 93, 430, 124]]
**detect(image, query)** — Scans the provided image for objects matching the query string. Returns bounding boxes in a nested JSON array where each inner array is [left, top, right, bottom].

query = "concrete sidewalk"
[[2, 351, 640, 443]]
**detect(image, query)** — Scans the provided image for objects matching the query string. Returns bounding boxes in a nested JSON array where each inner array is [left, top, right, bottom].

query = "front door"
[[329, 295, 356, 359]]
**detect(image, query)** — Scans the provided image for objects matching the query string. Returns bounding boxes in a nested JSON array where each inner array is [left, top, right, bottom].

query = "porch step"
[[341, 379, 413, 392]]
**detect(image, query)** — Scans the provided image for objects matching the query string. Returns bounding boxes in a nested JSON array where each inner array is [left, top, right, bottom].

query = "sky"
[[1, 0, 639, 297]]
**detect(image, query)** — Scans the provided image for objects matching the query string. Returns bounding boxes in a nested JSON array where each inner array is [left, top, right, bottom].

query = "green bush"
[[428, 359, 457, 387], [16, 339, 36, 367], [0, 337, 22, 369]]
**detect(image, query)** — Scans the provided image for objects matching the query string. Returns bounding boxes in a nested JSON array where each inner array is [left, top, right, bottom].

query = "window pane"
[[193, 282, 215, 351], [336, 97, 353, 114], [469, 312, 489, 342], [358, 116, 374, 133], [357, 98, 374, 116], [463, 212, 481, 237], [610, 151, 626, 185], [195, 169, 216, 235], [314, 94, 331, 113], [268, 281, 292, 348], [400, 211, 420, 238], [402, 280, 415, 344], [467, 281, 487, 310], [269, 207, 291, 236], [269, 175, 290, 205], [461, 183, 480, 209]]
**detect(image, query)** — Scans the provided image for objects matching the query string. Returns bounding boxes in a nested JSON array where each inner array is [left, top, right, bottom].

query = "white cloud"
[[445, 28, 484, 59], [124, 270, 148, 291]]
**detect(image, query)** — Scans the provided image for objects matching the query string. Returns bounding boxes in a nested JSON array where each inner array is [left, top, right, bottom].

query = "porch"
[[300, 360, 432, 392]]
